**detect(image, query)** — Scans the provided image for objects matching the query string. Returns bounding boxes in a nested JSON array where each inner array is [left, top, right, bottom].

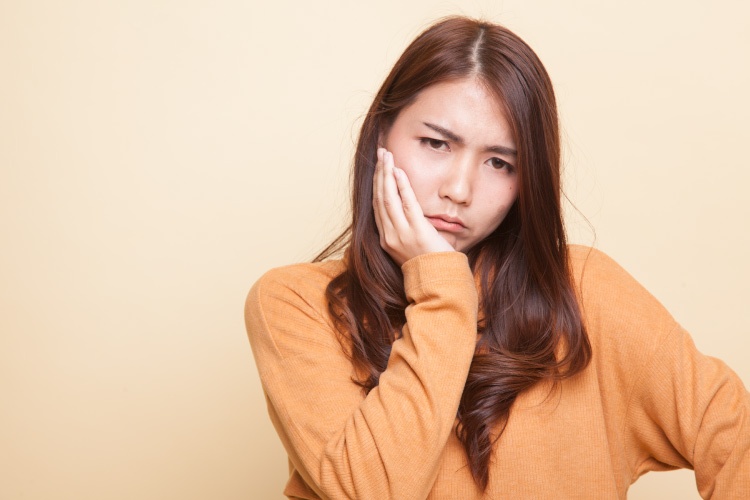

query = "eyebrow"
[[423, 122, 517, 157]]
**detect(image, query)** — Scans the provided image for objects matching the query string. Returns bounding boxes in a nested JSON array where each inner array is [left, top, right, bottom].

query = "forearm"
[[247, 252, 478, 499]]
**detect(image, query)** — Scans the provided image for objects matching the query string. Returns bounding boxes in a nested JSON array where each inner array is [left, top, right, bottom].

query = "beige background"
[[1, 0, 748, 498]]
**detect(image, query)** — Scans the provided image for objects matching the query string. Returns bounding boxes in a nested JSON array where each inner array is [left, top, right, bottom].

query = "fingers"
[[373, 147, 453, 265], [373, 148, 399, 243], [392, 165, 424, 224], [380, 150, 408, 231], [372, 148, 385, 236]]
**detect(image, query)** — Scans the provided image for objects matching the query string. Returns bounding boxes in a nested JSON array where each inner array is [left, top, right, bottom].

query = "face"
[[380, 77, 519, 253]]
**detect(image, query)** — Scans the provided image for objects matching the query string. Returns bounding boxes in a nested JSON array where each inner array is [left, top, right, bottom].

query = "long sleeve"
[[245, 252, 478, 500], [569, 246, 750, 499], [625, 325, 750, 498]]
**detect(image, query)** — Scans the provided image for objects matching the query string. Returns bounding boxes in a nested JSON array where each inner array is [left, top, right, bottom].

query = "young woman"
[[245, 16, 749, 499]]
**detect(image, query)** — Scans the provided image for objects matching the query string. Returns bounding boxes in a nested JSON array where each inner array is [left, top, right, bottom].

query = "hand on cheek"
[[372, 148, 455, 266]]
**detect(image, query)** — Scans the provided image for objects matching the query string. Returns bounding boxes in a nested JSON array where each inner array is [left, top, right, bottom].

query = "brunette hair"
[[314, 16, 591, 489]]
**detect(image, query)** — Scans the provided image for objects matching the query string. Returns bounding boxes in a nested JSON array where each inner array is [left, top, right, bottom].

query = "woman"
[[245, 16, 749, 499]]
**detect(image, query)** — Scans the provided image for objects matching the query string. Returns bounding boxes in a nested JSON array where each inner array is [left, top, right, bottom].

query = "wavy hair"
[[314, 16, 591, 490]]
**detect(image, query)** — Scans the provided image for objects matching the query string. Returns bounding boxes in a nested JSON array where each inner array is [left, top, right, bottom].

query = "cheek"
[[400, 164, 429, 191], [391, 150, 435, 204], [478, 183, 519, 228], [498, 179, 520, 209]]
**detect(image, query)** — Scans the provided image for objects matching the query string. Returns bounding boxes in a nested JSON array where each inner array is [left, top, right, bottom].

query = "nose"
[[437, 154, 473, 205]]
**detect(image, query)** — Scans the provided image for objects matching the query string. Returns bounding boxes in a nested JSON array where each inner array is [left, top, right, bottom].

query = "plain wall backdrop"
[[1, 0, 748, 498]]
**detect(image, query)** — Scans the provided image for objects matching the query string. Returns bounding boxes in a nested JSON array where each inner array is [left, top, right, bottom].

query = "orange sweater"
[[245, 246, 750, 499]]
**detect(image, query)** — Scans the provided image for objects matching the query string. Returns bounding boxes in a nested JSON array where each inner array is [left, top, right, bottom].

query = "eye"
[[419, 137, 449, 151], [488, 157, 515, 172]]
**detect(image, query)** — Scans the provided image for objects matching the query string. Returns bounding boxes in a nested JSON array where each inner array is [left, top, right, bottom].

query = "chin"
[[448, 238, 467, 252], [437, 233, 458, 250]]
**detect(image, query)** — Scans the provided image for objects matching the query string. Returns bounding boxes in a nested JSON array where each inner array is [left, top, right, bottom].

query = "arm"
[[246, 252, 477, 499], [570, 247, 749, 497], [626, 324, 750, 498]]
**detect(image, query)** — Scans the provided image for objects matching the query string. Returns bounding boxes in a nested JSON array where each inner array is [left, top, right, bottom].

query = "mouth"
[[425, 214, 466, 233]]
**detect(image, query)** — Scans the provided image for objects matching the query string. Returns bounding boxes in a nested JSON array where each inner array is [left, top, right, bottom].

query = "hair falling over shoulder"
[[313, 16, 591, 490]]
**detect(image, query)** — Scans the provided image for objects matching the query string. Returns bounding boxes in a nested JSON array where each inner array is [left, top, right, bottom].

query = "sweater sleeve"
[[245, 252, 478, 500], [569, 246, 750, 498], [626, 324, 750, 498]]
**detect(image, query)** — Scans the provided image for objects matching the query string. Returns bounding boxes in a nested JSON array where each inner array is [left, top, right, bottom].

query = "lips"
[[425, 214, 466, 233]]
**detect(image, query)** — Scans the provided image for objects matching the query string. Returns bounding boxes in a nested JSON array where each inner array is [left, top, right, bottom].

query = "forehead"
[[393, 77, 514, 147]]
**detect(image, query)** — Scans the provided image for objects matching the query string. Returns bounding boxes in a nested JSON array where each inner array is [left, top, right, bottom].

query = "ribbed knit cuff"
[[401, 252, 475, 298]]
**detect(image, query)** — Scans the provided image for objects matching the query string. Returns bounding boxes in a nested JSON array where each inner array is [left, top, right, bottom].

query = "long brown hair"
[[314, 16, 591, 490]]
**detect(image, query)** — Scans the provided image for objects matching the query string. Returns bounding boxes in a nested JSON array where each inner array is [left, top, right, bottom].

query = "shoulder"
[[566, 246, 686, 421], [567, 244, 670, 317], [245, 259, 346, 360], [567, 244, 645, 295], [249, 259, 345, 300], [566, 244, 678, 355]]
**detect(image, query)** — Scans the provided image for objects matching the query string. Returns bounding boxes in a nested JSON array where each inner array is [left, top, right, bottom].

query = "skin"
[[373, 77, 520, 266]]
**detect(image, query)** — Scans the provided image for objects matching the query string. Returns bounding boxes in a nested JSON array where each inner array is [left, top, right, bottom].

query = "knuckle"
[[384, 234, 400, 249]]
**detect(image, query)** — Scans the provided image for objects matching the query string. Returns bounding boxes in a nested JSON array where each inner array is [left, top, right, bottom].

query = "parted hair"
[[314, 16, 591, 489]]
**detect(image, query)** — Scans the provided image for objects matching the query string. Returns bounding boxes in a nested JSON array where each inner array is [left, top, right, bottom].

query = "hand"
[[372, 148, 455, 266]]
